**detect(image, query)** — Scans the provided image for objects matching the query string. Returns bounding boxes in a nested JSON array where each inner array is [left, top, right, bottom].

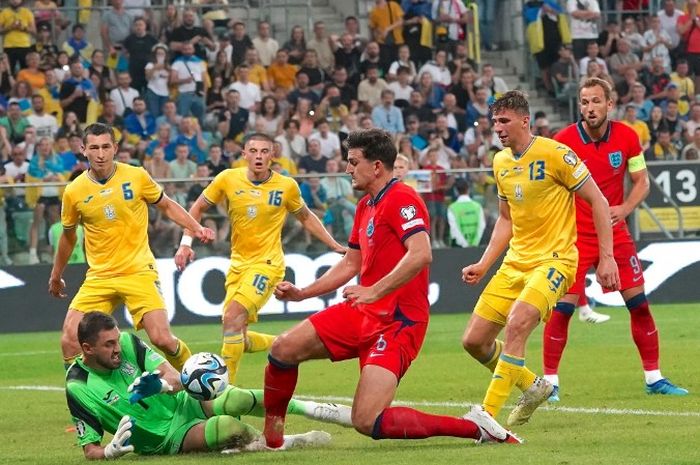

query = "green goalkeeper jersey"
[[65, 332, 195, 454]]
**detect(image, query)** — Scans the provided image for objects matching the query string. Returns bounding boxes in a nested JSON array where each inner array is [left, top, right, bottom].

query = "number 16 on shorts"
[[252, 274, 269, 296]]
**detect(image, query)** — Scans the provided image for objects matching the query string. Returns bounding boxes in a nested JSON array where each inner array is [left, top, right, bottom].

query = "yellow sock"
[[63, 353, 80, 371], [163, 339, 192, 372], [483, 354, 525, 417], [480, 340, 536, 392], [244, 331, 276, 353], [222, 333, 245, 384]]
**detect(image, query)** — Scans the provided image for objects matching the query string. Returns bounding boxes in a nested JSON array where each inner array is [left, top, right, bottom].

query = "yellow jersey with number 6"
[[61, 163, 163, 278], [494, 136, 591, 269], [203, 168, 304, 271]]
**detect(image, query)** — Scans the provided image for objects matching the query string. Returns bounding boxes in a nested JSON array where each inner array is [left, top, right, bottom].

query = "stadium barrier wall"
[[1, 240, 699, 333]]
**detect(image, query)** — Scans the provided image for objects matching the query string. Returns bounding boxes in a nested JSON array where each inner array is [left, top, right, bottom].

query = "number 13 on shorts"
[[546, 267, 566, 293]]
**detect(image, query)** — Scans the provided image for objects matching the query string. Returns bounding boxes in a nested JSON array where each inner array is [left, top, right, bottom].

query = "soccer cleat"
[[464, 405, 523, 445], [507, 377, 554, 427], [578, 308, 611, 324], [645, 378, 689, 396], [222, 431, 331, 454], [547, 385, 560, 403], [302, 401, 353, 427]]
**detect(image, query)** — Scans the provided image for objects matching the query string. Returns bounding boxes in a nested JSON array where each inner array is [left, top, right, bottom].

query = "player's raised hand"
[[48, 276, 67, 298], [174, 246, 196, 272], [274, 281, 305, 301], [103, 415, 134, 459], [609, 205, 629, 226], [127, 370, 173, 403], [194, 226, 216, 244], [462, 263, 486, 285], [596, 256, 620, 291], [342, 285, 377, 305]]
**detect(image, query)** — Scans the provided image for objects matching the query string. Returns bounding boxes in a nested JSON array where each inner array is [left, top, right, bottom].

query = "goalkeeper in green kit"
[[66, 313, 351, 459]]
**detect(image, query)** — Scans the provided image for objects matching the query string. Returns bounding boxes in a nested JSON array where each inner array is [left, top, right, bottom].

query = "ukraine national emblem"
[[609, 151, 622, 169]]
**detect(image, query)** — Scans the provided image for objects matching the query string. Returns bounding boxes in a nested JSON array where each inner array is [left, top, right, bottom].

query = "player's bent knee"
[[269, 333, 295, 363], [350, 410, 378, 436]]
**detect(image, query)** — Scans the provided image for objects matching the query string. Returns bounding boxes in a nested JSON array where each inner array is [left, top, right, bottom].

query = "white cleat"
[[578, 308, 611, 324], [222, 431, 331, 454], [507, 377, 554, 427], [302, 401, 353, 427], [464, 405, 523, 444]]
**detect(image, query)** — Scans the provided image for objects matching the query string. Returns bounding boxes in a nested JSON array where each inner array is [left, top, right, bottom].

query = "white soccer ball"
[[180, 352, 229, 401]]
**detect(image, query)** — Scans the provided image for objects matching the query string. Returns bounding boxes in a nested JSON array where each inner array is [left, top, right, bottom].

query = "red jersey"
[[555, 121, 643, 238], [348, 179, 431, 322]]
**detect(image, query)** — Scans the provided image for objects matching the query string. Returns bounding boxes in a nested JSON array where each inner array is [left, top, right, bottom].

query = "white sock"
[[644, 370, 663, 385], [543, 374, 559, 387], [578, 304, 592, 317]]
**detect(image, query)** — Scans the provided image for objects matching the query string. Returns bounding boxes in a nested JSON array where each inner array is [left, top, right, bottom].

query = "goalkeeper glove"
[[127, 370, 173, 403], [104, 416, 134, 459]]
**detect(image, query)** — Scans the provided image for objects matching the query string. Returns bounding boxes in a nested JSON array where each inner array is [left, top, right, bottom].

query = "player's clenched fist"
[[195, 226, 216, 243], [596, 256, 620, 291], [274, 281, 305, 301], [48, 276, 67, 298], [462, 263, 487, 285]]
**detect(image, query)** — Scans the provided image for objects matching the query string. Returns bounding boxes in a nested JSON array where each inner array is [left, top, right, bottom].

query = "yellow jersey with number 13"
[[202, 168, 304, 271], [61, 163, 164, 278], [494, 136, 591, 269]]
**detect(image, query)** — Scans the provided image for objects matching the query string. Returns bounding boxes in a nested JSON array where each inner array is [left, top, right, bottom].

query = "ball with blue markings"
[[180, 352, 229, 401]]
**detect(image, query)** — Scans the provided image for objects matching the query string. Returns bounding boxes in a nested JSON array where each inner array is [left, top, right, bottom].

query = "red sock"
[[626, 294, 659, 371], [372, 407, 480, 440], [263, 356, 298, 448], [542, 303, 575, 376]]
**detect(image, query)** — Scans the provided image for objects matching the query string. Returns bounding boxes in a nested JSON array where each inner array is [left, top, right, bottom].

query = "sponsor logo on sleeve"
[[401, 218, 425, 230], [573, 163, 586, 179]]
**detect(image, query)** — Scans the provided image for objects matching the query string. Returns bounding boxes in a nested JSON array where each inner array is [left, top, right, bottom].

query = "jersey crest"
[[400, 205, 416, 220], [608, 151, 623, 169], [366, 217, 375, 237]]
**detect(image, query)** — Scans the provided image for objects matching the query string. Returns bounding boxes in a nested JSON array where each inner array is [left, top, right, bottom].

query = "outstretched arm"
[[155, 194, 214, 241]]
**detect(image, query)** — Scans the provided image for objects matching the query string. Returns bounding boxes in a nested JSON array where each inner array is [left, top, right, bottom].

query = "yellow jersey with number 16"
[[494, 136, 591, 269], [61, 163, 163, 278]]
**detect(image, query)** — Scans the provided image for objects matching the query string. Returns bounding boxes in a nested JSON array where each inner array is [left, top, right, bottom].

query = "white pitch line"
[[3, 386, 696, 418]]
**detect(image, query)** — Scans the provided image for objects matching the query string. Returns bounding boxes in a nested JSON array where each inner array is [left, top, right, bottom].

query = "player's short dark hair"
[[78, 313, 117, 347], [243, 132, 274, 148], [490, 90, 530, 117], [579, 77, 613, 101], [83, 123, 116, 145], [343, 129, 396, 170]]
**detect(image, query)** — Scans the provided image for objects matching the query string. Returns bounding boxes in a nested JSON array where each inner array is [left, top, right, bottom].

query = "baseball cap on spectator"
[[7, 98, 20, 105]]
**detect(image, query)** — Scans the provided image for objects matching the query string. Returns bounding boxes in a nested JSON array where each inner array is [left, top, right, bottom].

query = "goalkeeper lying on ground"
[[66, 312, 351, 459]]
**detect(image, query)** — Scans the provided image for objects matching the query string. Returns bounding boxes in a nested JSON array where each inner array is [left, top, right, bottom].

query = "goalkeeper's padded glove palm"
[[104, 416, 134, 459], [127, 370, 173, 404]]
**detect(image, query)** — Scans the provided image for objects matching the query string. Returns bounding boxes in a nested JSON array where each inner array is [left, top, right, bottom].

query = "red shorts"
[[569, 229, 645, 295], [309, 301, 428, 380]]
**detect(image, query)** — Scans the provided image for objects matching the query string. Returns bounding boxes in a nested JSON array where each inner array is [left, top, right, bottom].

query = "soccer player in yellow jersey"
[[460, 91, 620, 428], [49, 123, 216, 371], [175, 133, 345, 383]]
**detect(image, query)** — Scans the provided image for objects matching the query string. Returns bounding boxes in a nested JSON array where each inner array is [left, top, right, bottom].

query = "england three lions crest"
[[608, 151, 622, 169]]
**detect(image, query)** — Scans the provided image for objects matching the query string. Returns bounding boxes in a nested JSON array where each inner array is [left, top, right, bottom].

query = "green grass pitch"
[[1, 304, 698, 465]]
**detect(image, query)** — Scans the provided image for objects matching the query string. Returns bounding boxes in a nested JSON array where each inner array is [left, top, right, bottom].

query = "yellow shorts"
[[69, 270, 166, 330], [474, 261, 575, 326], [224, 264, 285, 322]]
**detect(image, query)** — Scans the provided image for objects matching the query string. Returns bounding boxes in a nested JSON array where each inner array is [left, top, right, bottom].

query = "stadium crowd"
[[0, 0, 698, 266]]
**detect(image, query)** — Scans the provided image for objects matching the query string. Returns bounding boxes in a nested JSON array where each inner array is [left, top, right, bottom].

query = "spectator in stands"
[[299, 50, 327, 95], [109, 72, 139, 117], [387, 44, 417, 84], [158, 3, 180, 43], [169, 143, 197, 180], [359, 41, 387, 78], [290, 98, 316, 138], [0, 0, 35, 72], [340, 15, 367, 52], [298, 138, 327, 173], [621, 103, 652, 150], [62, 24, 94, 68], [396, 135, 420, 168], [686, 102, 700, 142], [648, 126, 680, 159], [268, 49, 298, 93], [432, 0, 469, 52], [59, 58, 93, 123], [659, 0, 684, 56], [568, 0, 601, 60], [609, 38, 643, 83], [0, 162, 13, 264], [32, 23, 59, 70], [306, 21, 335, 73], [206, 144, 228, 176], [329, 66, 358, 109], [4, 143, 28, 192], [333, 33, 363, 86], [143, 146, 171, 178], [464, 114, 501, 157], [662, 99, 685, 143], [578, 41, 608, 77], [435, 114, 459, 153], [228, 64, 261, 112], [441, 92, 465, 133], [358, 64, 388, 112], [416, 71, 444, 109], [16, 52, 45, 92], [123, 96, 156, 149], [419, 49, 452, 88], [677, 0, 700, 90], [242, 48, 269, 93], [403, 90, 435, 128], [308, 120, 341, 159], [171, 117, 207, 163], [321, 157, 355, 239], [255, 95, 284, 138], [171, 42, 207, 120], [96, 99, 124, 134], [643, 14, 673, 72], [401, 0, 432, 67], [155, 100, 181, 134], [186, 163, 213, 210], [620, 17, 646, 58], [681, 127, 700, 159], [34, 0, 69, 34], [645, 56, 672, 103], [144, 44, 171, 119], [670, 59, 695, 99], [549, 44, 579, 98], [369, 0, 404, 62], [465, 86, 490, 128], [282, 25, 307, 66], [145, 123, 172, 158], [100, 0, 135, 70], [421, 129, 456, 169], [581, 60, 615, 88], [403, 115, 428, 151], [0, 100, 29, 146], [27, 136, 62, 264], [276, 119, 306, 161], [476, 63, 509, 99], [386, 66, 413, 108], [169, 9, 214, 61], [10, 80, 32, 114], [88, 50, 116, 103], [123, 17, 159, 93], [598, 18, 621, 58], [124, 0, 152, 24], [448, 178, 485, 248], [449, 68, 476, 111], [315, 85, 349, 133], [28, 94, 58, 139], [646, 105, 667, 145], [56, 111, 80, 140], [0, 53, 13, 97], [209, 41, 235, 85], [371, 89, 404, 135], [421, 145, 450, 248], [286, 71, 318, 108], [252, 20, 278, 67], [629, 81, 654, 119]]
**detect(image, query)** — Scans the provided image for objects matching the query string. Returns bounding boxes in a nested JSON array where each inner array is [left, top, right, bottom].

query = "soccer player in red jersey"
[[542, 78, 688, 400], [262, 129, 521, 449]]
